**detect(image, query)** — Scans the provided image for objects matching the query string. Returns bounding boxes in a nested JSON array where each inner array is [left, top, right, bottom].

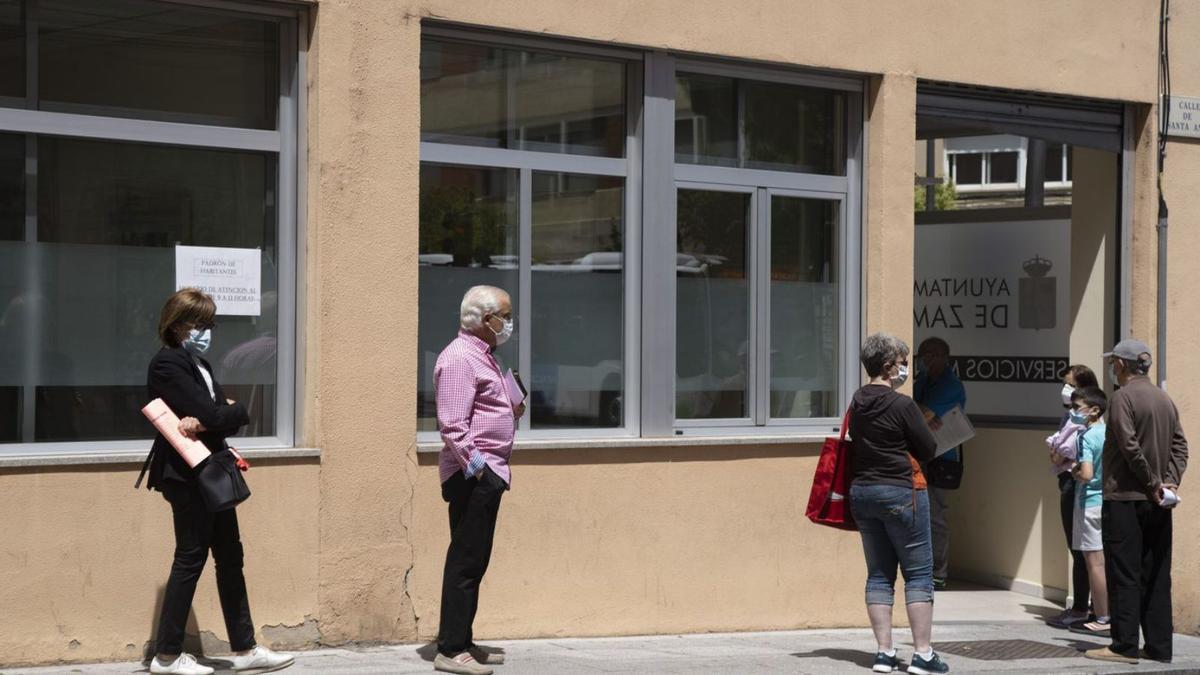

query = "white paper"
[[933, 405, 975, 456], [1162, 487, 1181, 507], [175, 245, 262, 316]]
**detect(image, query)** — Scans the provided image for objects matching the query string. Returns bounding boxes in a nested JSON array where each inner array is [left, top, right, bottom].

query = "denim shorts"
[[849, 483, 935, 606]]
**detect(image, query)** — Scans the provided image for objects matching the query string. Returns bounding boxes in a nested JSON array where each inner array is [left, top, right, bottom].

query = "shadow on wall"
[[142, 584, 230, 663], [416, 443, 825, 468]]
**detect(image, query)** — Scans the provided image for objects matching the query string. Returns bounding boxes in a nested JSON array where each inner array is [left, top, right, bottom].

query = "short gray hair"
[[1119, 356, 1152, 376], [861, 332, 909, 378], [460, 285, 509, 330]]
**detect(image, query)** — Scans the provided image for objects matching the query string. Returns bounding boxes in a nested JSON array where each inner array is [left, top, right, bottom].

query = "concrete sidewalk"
[[6, 621, 1200, 675]]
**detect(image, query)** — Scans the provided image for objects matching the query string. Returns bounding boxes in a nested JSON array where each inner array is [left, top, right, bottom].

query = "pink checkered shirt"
[[435, 330, 516, 486]]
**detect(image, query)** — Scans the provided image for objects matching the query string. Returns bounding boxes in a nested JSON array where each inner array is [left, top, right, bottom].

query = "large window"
[[418, 30, 861, 439], [672, 68, 852, 431], [0, 0, 300, 453], [419, 35, 631, 435]]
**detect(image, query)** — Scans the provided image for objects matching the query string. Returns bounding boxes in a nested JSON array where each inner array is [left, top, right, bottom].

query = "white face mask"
[[890, 364, 909, 388], [183, 327, 212, 355], [1060, 384, 1075, 406], [489, 316, 514, 346]]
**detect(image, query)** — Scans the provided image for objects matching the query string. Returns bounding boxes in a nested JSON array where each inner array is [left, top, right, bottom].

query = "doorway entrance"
[[912, 83, 1125, 612]]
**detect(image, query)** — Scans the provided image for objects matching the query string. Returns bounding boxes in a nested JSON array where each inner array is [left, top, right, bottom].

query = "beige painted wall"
[[414, 0, 1159, 104], [0, 460, 320, 666], [1070, 148, 1119, 384], [408, 447, 871, 639], [945, 429, 1067, 598], [1153, 0, 1200, 637]]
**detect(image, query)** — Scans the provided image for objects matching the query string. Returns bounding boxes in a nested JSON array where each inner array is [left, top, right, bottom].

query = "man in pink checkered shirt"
[[433, 285, 524, 675]]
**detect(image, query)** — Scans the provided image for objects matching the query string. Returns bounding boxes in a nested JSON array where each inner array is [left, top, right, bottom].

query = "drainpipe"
[[1157, 195, 1168, 389]]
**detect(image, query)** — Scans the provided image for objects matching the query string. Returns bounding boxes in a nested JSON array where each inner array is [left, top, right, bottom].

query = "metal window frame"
[[0, 0, 305, 457], [416, 32, 865, 443], [667, 70, 864, 437], [417, 41, 643, 443], [671, 181, 758, 430]]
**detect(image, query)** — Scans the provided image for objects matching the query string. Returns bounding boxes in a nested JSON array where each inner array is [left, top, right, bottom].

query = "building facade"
[[2, 0, 1199, 666]]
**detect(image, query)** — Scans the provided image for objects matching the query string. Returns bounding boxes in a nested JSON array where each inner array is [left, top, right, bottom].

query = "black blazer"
[[145, 346, 250, 489]]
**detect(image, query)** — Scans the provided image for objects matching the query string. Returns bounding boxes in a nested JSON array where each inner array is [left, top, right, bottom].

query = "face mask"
[[490, 316, 514, 346], [1108, 362, 1119, 383], [1060, 384, 1075, 406], [1069, 409, 1089, 425], [183, 328, 211, 355], [890, 364, 909, 388]]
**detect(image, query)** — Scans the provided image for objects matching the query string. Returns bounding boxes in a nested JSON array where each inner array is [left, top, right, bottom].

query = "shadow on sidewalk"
[[790, 648, 878, 669], [1020, 603, 1062, 622]]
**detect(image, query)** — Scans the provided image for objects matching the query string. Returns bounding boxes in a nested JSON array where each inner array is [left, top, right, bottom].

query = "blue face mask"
[[1069, 409, 1089, 425], [183, 328, 212, 355]]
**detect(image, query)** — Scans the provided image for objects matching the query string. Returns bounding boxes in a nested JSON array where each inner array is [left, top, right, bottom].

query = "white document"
[[933, 405, 975, 456], [175, 245, 262, 316]]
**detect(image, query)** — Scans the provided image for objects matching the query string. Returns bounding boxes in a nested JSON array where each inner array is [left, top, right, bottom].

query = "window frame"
[[417, 29, 865, 443], [418, 26, 644, 441], [0, 0, 306, 458], [661, 57, 862, 437]]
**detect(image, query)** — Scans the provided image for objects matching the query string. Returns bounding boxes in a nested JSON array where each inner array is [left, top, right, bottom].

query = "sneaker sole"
[[906, 666, 946, 675], [434, 662, 494, 675], [234, 660, 295, 675], [873, 665, 896, 673]]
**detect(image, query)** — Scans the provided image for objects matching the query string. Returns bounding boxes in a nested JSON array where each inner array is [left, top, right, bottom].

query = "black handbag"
[[194, 449, 252, 511], [926, 447, 964, 490]]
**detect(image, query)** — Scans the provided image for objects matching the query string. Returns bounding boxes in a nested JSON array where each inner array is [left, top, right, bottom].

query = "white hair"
[[460, 285, 509, 330]]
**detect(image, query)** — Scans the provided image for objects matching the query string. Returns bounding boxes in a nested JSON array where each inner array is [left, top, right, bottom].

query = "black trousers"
[[156, 480, 256, 655], [437, 468, 505, 657], [1103, 499, 1174, 660], [1057, 472, 1091, 612]]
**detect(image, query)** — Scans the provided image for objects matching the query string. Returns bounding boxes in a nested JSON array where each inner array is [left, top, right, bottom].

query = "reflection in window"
[[951, 153, 982, 185], [675, 72, 846, 175], [417, 164, 519, 431], [0, 133, 21, 241], [421, 39, 626, 157], [990, 151, 1019, 183], [674, 74, 737, 166], [769, 198, 838, 419], [37, 137, 275, 247], [0, 137, 280, 442], [0, 0, 22, 101], [35, 0, 279, 128], [530, 173, 624, 428], [675, 189, 749, 419]]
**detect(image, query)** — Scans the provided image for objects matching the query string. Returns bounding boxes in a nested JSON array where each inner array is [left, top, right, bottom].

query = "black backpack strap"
[[134, 447, 155, 490]]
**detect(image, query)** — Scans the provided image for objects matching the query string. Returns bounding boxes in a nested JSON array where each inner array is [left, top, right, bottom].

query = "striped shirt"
[[435, 330, 516, 486]]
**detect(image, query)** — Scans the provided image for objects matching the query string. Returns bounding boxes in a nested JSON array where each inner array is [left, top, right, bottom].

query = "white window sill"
[[0, 447, 321, 468], [416, 433, 828, 454]]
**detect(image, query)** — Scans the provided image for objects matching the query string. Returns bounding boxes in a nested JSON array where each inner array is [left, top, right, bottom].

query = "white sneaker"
[[434, 651, 494, 675], [150, 653, 214, 675], [231, 645, 296, 673]]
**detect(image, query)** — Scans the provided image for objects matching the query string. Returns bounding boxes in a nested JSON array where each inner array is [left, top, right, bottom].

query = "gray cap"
[[1103, 338, 1152, 362]]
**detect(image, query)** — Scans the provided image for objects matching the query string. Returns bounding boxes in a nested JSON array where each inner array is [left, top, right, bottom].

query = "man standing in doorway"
[[433, 285, 525, 675], [913, 336, 966, 590], [1086, 339, 1188, 666]]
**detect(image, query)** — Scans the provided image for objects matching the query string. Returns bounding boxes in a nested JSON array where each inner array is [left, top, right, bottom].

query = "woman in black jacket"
[[145, 288, 293, 675], [847, 332, 947, 675]]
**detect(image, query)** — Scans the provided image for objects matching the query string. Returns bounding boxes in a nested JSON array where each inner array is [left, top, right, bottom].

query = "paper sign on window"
[[174, 245, 262, 316]]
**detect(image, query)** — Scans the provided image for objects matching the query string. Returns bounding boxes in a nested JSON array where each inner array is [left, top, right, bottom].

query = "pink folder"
[[141, 398, 211, 468]]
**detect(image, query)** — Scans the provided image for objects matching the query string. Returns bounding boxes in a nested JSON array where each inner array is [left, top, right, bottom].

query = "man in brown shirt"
[[1085, 339, 1188, 666]]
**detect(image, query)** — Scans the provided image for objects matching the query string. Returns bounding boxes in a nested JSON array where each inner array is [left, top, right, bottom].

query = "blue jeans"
[[850, 483, 935, 606]]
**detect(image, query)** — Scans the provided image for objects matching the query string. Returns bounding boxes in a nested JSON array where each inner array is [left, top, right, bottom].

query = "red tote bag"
[[806, 408, 857, 531]]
